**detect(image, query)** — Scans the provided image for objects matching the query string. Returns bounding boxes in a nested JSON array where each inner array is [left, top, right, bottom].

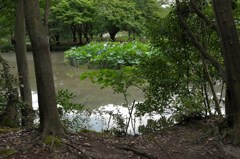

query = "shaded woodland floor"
[[0, 120, 240, 159]]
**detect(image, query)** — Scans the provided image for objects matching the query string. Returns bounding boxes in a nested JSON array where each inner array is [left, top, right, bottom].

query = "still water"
[[2, 52, 148, 133], [2, 52, 144, 108]]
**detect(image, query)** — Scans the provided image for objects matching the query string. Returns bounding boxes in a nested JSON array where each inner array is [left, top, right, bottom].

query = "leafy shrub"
[[0, 44, 14, 52], [56, 89, 84, 113], [56, 89, 85, 130], [64, 41, 151, 69], [138, 117, 174, 134]]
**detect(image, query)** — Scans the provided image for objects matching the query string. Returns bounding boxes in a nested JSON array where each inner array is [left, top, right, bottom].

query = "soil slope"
[[0, 122, 239, 159]]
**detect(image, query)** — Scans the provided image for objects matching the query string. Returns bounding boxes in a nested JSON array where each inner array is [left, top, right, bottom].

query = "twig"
[[125, 100, 136, 135], [116, 146, 158, 159]]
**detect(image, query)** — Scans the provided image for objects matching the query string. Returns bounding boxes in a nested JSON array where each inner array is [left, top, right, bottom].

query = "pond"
[[2, 52, 147, 133], [2, 52, 144, 108]]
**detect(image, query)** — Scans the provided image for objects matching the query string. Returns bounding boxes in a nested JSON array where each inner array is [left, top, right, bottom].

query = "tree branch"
[[175, 0, 226, 81], [189, 0, 218, 33]]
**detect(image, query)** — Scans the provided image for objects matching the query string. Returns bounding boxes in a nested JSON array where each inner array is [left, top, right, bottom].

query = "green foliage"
[[0, 0, 16, 45], [0, 44, 14, 52], [107, 113, 126, 136], [51, 0, 95, 25], [94, 0, 143, 36], [56, 89, 88, 131], [136, 1, 224, 122], [80, 66, 144, 94], [65, 41, 151, 68], [56, 89, 84, 113], [0, 59, 19, 115], [138, 117, 174, 134]]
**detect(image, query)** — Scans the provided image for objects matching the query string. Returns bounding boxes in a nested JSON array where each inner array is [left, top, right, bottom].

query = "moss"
[[43, 135, 62, 148], [0, 127, 19, 133], [0, 149, 17, 157]]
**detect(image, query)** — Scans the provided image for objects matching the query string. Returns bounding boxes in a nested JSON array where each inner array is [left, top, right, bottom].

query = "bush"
[[0, 44, 14, 52]]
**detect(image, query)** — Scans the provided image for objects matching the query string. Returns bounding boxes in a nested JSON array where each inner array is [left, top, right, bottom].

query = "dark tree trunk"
[[71, 24, 77, 42], [109, 27, 119, 41], [83, 24, 90, 43], [55, 33, 60, 45], [14, 0, 33, 127], [23, 0, 64, 137], [212, 0, 240, 144], [109, 32, 116, 41], [78, 25, 83, 45]]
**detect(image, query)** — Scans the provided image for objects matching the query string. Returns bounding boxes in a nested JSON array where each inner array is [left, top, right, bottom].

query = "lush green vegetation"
[[64, 41, 151, 68], [1, 0, 240, 144]]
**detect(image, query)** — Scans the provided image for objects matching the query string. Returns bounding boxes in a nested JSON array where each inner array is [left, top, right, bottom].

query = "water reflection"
[[63, 104, 168, 134]]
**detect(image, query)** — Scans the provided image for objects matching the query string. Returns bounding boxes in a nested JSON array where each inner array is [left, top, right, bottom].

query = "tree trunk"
[[43, 0, 50, 30], [109, 27, 119, 41], [212, 0, 240, 144], [78, 25, 84, 44], [203, 59, 221, 115], [14, 0, 33, 127], [109, 32, 117, 41], [71, 24, 77, 42], [23, 0, 64, 137]]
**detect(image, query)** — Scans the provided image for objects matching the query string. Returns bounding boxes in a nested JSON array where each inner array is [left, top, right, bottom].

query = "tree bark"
[[43, 0, 50, 44], [43, 0, 50, 30], [23, 0, 64, 137], [212, 0, 240, 144], [14, 0, 33, 127]]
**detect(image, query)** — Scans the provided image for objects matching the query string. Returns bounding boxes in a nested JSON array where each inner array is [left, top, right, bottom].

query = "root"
[[116, 146, 158, 159], [63, 141, 91, 159]]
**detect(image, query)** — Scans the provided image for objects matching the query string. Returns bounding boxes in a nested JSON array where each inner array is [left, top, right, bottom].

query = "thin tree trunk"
[[203, 81, 212, 116], [203, 59, 222, 115], [212, 0, 240, 144], [14, 0, 33, 127], [23, 0, 64, 137], [71, 24, 77, 42]]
